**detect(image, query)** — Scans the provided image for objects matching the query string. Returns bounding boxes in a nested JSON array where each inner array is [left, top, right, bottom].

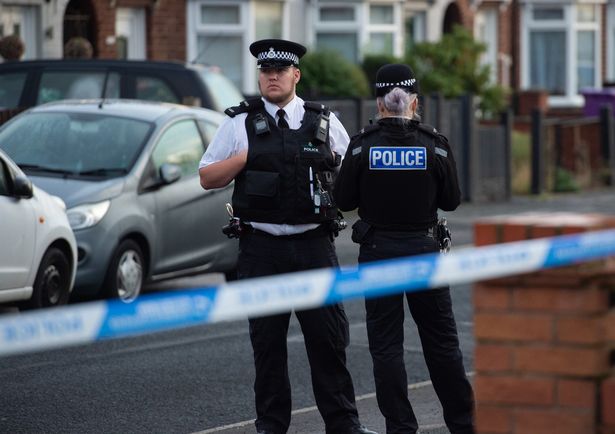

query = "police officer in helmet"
[[199, 39, 377, 434], [333, 64, 475, 434]]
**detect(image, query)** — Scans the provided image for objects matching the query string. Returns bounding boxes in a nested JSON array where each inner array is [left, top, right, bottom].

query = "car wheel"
[[20, 247, 71, 310], [103, 239, 144, 303]]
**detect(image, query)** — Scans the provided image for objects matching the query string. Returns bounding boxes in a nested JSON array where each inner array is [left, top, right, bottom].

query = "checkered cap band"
[[375, 78, 417, 89], [257, 48, 299, 65]]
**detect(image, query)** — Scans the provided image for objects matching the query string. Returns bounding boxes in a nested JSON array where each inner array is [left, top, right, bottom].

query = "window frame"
[[151, 118, 206, 180], [521, 1, 601, 107], [310, 1, 403, 62], [188, 1, 248, 91], [187, 0, 290, 95]]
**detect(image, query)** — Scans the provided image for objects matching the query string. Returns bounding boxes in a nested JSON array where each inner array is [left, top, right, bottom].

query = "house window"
[[255, 2, 283, 40], [577, 30, 595, 90], [190, 2, 245, 91], [523, 2, 600, 105], [475, 8, 498, 84], [320, 6, 355, 22], [606, 3, 615, 82], [0, 4, 40, 59], [529, 31, 566, 95], [405, 11, 426, 51], [314, 3, 360, 63], [370, 5, 394, 25], [199, 5, 240, 24], [312, 2, 402, 62], [366, 4, 397, 56], [189, 1, 287, 94]]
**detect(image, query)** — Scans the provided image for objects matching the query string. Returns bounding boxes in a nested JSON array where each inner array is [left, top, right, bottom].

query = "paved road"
[[1, 189, 614, 434]]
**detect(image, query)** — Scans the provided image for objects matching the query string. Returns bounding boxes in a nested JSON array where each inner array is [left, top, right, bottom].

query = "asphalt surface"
[[190, 188, 615, 434], [2, 188, 615, 434]]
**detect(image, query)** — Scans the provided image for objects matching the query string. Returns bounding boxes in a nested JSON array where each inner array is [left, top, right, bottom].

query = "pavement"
[[188, 188, 615, 434]]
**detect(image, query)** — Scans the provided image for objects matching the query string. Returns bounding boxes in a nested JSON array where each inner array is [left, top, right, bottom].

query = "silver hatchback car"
[[0, 100, 237, 302]]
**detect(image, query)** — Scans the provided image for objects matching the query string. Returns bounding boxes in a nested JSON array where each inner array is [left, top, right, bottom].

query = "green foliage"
[[511, 131, 531, 194], [297, 49, 370, 98], [361, 53, 400, 92], [405, 25, 509, 119], [553, 167, 579, 192]]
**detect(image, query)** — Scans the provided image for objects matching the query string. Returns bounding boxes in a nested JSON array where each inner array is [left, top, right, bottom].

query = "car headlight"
[[67, 200, 111, 230]]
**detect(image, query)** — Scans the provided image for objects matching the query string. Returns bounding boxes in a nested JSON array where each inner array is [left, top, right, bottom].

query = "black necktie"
[[277, 109, 289, 129]]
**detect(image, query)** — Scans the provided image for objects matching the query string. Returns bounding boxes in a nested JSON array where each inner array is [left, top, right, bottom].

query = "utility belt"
[[242, 224, 329, 240], [222, 203, 347, 241], [351, 219, 452, 253]]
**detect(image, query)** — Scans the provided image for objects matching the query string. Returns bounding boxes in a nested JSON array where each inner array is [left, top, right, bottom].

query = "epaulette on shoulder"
[[416, 122, 440, 137], [351, 123, 380, 140], [303, 101, 330, 115], [416, 122, 449, 143], [224, 97, 264, 118]]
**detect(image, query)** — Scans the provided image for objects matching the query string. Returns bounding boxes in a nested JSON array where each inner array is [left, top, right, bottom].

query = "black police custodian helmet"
[[249, 38, 307, 68], [375, 63, 419, 97]]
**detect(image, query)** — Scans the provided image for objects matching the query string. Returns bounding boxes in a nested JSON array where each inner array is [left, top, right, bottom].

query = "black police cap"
[[375, 63, 419, 97], [249, 39, 307, 68]]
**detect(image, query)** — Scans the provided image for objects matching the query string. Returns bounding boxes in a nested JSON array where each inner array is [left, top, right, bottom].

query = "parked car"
[[0, 99, 238, 302], [0, 148, 77, 309], [0, 59, 244, 114]]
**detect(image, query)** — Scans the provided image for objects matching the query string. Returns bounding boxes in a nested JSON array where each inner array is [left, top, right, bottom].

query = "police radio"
[[314, 113, 329, 144], [253, 113, 270, 136]]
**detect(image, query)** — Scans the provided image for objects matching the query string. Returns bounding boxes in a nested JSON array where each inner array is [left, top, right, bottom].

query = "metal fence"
[[1, 97, 512, 202], [529, 107, 615, 193], [318, 94, 512, 202]]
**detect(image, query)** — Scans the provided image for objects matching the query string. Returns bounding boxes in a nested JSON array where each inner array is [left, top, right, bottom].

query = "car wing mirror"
[[13, 174, 33, 199], [159, 163, 181, 185]]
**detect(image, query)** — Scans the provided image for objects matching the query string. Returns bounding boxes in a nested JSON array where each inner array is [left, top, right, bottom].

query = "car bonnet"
[[29, 175, 125, 209]]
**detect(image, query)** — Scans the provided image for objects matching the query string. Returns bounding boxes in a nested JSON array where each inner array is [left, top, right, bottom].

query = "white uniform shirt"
[[199, 95, 350, 235]]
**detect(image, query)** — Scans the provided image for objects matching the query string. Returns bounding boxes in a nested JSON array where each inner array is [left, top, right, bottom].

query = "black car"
[[0, 59, 244, 114]]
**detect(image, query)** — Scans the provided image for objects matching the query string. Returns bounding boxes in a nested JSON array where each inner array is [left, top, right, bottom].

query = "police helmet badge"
[[249, 39, 307, 68]]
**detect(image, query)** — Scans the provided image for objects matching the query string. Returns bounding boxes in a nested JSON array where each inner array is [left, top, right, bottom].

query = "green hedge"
[[297, 49, 370, 98]]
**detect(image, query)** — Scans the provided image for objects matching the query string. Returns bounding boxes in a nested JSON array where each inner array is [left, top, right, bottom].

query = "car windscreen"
[[0, 112, 153, 178], [198, 69, 244, 111]]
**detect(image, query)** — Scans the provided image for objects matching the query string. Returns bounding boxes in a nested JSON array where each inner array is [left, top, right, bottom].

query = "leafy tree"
[[406, 25, 509, 119], [361, 53, 400, 93], [297, 49, 370, 98]]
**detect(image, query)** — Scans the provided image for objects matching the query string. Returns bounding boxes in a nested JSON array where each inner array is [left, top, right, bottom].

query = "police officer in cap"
[[199, 39, 377, 434], [333, 64, 475, 434]]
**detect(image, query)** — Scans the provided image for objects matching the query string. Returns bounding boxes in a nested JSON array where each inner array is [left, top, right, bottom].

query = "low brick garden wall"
[[473, 213, 615, 434]]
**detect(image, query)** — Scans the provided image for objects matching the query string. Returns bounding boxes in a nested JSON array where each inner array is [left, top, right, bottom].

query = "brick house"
[[1, 0, 613, 111]]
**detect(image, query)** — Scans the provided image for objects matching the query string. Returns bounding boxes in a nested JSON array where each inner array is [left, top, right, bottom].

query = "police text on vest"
[[369, 146, 427, 170]]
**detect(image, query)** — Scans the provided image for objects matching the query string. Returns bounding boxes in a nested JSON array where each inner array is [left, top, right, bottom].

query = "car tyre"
[[103, 239, 144, 303], [20, 247, 71, 310]]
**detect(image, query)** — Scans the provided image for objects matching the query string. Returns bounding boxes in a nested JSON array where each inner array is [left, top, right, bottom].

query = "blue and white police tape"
[[2, 228, 615, 357]]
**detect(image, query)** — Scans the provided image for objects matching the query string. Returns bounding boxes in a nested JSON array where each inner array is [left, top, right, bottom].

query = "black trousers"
[[238, 230, 360, 434], [359, 231, 475, 434]]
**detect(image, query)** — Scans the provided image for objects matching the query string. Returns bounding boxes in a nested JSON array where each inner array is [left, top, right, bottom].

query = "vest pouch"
[[245, 170, 280, 210]]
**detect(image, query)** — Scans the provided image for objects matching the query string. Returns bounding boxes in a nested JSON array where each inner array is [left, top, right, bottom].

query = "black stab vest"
[[229, 100, 338, 224], [354, 121, 443, 230]]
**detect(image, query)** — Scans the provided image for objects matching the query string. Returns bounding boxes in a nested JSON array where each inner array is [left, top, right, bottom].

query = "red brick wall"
[[473, 213, 615, 434], [456, 0, 475, 29], [90, 0, 185, 61]]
